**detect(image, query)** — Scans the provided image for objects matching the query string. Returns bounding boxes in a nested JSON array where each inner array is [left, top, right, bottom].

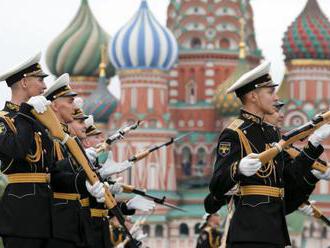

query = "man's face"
[[23, 76, 47, 97], [208, 214, 221, 228], [265, 110, 284, 128], [83, 134, 103, 148], [254, 87, 278, 115], [52, 96, 75, 123], [69, 119, 87, 139]]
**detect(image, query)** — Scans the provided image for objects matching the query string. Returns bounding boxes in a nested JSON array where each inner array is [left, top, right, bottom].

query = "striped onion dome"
[[46, 0, 115, 78], [109, 0, 178, 70], [282, 0, 330, 60]]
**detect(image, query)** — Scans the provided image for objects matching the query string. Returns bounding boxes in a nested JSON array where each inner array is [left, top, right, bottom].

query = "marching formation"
[[0, 52, 184, 248], [0, 52, 330, 248]]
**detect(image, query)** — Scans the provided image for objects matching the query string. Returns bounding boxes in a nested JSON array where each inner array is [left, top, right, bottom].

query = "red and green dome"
[[282, 0, 330, 61]]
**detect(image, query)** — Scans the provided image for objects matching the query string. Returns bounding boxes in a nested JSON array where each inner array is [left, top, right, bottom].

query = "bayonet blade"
[[173, 132, 194, 142]]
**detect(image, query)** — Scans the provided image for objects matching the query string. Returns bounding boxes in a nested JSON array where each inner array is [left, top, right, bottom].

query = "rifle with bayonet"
[[97, 120, 143, 153], [31, 107, 140, 248], [128, 132, 192, 162], [302, 201, 330, 226], [258, 111, 330, 164], [107, 180, 185, 212]]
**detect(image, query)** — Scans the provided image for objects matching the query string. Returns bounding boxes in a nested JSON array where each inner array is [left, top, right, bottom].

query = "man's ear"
[[244, 91, 254, 103], [20, 78, 28, 89], [51, 100, 59, 112]]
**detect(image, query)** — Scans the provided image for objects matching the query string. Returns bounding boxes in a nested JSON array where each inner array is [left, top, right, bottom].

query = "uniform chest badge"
[[219, 142, 231, 157], [0, 122, 7, 135]]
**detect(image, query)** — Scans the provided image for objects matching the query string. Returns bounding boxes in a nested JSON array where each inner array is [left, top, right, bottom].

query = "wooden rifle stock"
[[31, 106, 139, 247], [258, 111, 330, 164]]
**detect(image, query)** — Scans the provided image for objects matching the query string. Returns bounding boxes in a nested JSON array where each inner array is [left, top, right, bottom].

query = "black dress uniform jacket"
[[48, 126, 93, 247], [89, 196, 112, 248], [207, 110, 323, 246], [88, 159, 136, 248], [0, 101, 54, 238]]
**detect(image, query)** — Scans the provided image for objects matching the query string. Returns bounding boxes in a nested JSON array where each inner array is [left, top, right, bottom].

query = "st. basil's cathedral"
[[45, 0, 330, 247]]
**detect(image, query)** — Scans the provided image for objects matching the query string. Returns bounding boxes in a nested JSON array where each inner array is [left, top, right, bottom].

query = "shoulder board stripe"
[[227, 119, 244, 131]]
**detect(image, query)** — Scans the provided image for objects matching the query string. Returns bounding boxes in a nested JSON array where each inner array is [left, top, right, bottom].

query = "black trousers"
[[227, 243, 285, 248], [3, 237, 49, 248], [47, 239, 77, 248], [46, 238, 91, 248]]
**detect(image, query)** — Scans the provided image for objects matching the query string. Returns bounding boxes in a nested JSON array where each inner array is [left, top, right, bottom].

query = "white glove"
[[298, 201, 315, 216], [85, 148, 97, 164], [27, 96, 51, 114], [238, 153, 262, 177], [311, 168, 330, 180], [98, 151, 133, 179], [308, 124, 330, 147], [132, 227, 148, 241], [85, 181, 105, 203], [126, 195, 156, 212], [105, 181, 123, 195]]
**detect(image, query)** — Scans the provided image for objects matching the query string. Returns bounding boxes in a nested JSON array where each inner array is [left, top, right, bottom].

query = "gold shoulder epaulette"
[[0, 111, 16, 134], [227, 119, 244, 131]]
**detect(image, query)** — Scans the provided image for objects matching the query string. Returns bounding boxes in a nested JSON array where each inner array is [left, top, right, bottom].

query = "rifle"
[[115, 212, 153, 248], [97, 120, 143, 153], [302, 201, 330, 226], [220, 197, 235, 248], [128, 132, 192, 162], [285, 146, 328, 173], [31, 107, 140, 248], [258, 111, 330, 164], [107, 180, 185, 212]]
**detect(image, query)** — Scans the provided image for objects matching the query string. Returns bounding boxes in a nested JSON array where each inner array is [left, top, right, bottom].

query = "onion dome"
[[83, 52, 118, 123], [46, 0, 115, 78], [214, 60, 249, 117], [109, 0, 178, 70], [166, 0, 261, 58], [282, 0, 330, 61]]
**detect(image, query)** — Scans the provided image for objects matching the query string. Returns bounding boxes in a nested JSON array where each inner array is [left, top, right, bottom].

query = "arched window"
[[155, 225, 164, 237], [149, 119, 157, 128], [194, 223, 201, 234], [186, 81, 197, 104], [309, 222, 315, 237], [182, 147, 192, 176], [179, 223, 189, 236], [220, 38, 230, 49], [191, 37, 201, 48], [321, 226, 327, 239], [195, 148, 207, 176], [142, 224, 150, 236]]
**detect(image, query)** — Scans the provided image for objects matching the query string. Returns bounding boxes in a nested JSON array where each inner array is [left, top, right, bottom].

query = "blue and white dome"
[[109, 0, 178, 71]]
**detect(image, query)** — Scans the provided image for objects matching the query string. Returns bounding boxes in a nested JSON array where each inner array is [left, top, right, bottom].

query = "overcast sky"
[[0, 0, 329, 108]]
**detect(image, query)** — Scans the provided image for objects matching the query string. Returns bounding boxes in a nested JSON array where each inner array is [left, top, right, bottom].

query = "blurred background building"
[[43, 0, 330, 247]]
